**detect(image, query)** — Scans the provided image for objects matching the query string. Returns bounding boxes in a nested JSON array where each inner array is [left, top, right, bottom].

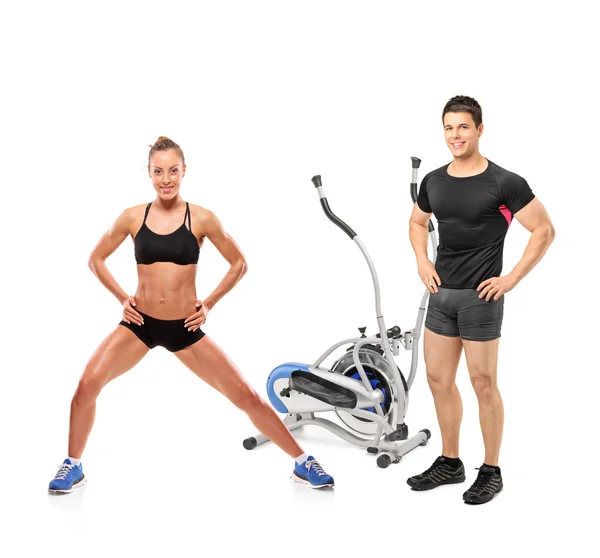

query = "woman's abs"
[[134, 262, 199, 319]]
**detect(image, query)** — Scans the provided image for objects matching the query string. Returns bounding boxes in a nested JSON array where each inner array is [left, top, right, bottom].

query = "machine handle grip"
[[410, 157, 435, 231], [410, 156, 421, 203], [312, 175, 357, 239], [319, 199, 357, 240], [410, 182, 418, 203]]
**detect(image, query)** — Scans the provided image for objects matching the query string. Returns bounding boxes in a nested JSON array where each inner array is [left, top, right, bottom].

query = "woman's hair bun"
[[148, 136, 185, 165]]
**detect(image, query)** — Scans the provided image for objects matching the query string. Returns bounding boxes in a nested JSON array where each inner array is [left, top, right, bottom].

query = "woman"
[[49, 137, 334, 493]]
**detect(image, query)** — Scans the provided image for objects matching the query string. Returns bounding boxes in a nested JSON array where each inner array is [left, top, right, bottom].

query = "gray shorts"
[[425, 287, 504, 341]]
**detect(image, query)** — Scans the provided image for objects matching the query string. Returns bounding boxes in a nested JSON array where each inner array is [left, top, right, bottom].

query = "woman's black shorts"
[[119, 310, 205, 352], [425, 287, 504, 341]]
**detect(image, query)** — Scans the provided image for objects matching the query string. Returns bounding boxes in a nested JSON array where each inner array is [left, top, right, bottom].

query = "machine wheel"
[[377, 454, 392, 468], [243, 437, 257, 450], [330, 348, 398, 437]]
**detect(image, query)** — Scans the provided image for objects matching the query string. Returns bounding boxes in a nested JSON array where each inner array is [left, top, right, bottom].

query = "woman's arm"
[[199, 210, 248, 311], [88, 208, 136, 304]]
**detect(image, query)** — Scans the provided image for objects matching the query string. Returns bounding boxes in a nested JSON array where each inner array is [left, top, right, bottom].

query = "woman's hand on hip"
[[184, 301, 208, 332], [122, 296, 144, 325]]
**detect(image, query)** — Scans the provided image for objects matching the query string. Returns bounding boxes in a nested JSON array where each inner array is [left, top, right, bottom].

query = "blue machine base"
[[266, 362, 310, 413]]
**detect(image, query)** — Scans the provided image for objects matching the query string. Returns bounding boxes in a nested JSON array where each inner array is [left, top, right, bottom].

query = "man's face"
[[443, 111, 483, 159]]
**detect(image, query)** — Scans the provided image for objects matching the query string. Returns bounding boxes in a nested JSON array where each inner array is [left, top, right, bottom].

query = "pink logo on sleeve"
[[498, 204, 512, 226]]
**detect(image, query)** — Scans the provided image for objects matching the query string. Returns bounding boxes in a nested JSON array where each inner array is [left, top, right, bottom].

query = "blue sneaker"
[[48, 459, 86, 494], [291, 456, 334, 488]]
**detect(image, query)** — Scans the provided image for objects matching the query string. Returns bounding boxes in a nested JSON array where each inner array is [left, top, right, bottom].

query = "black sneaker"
[[463, 464, 503, 504], [407, 456, 466, 491]]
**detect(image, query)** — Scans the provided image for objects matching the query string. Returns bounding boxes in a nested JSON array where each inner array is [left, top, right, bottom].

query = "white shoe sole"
[[48, 476, 87, 495], [290, 472, 334, 489]]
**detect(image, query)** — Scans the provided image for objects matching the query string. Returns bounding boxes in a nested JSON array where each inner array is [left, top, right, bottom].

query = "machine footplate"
[[289, 370, 357, 409]]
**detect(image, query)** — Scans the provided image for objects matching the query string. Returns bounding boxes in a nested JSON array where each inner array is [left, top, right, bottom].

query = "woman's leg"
[[174, 335, 304, 459], [68, 326, 150, 458]]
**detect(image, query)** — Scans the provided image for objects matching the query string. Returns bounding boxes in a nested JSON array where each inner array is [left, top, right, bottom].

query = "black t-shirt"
[[417, 160, 535, 289]]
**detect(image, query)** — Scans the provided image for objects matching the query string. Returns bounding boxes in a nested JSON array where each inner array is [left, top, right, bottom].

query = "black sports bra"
[[134, 202, 200, 265]]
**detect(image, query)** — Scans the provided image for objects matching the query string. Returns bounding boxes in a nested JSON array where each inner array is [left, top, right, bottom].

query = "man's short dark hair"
[[442, 95, 483, 128]]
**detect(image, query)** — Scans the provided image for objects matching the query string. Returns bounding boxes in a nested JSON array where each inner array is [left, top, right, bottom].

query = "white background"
[[1, 1, 597, 556]]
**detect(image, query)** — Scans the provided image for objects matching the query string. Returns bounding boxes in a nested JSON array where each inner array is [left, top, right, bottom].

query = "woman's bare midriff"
[[134, 262, 199, 319]]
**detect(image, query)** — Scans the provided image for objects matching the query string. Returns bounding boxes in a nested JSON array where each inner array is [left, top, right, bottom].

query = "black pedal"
[[289, 370, 357, 408]]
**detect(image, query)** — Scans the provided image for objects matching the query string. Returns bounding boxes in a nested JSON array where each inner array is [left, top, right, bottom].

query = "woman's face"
[[148, 149, 186, 200]]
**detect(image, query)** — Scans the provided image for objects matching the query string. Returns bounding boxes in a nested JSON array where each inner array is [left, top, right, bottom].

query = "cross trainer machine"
[[243, 157, 438, 467]]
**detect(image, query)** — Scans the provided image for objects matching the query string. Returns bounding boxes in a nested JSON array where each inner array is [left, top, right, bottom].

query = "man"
[[407, 95, 555, 504]]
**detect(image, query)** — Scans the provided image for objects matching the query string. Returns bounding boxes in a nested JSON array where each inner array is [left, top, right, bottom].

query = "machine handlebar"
[[410, 157, 435, 232], [312, 175, 357, 240], [410, 182, 418, 203]]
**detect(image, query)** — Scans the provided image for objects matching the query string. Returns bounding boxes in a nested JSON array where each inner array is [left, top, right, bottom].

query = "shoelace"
[[305, 460, 326, 477], [422, 458, 446, 476], [469, 468, 495, 491], [54, 463, 73, 480]]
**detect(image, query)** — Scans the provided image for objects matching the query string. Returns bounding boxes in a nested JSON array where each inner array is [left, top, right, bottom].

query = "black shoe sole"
[[463, 484, 503, 504], [407, 474, 466, 491]]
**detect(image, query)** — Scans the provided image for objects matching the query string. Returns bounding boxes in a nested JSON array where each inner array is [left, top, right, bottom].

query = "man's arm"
[[509, 198, 555, 282], [409, 203, 441, 293], [477, 198, 555, 300]]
